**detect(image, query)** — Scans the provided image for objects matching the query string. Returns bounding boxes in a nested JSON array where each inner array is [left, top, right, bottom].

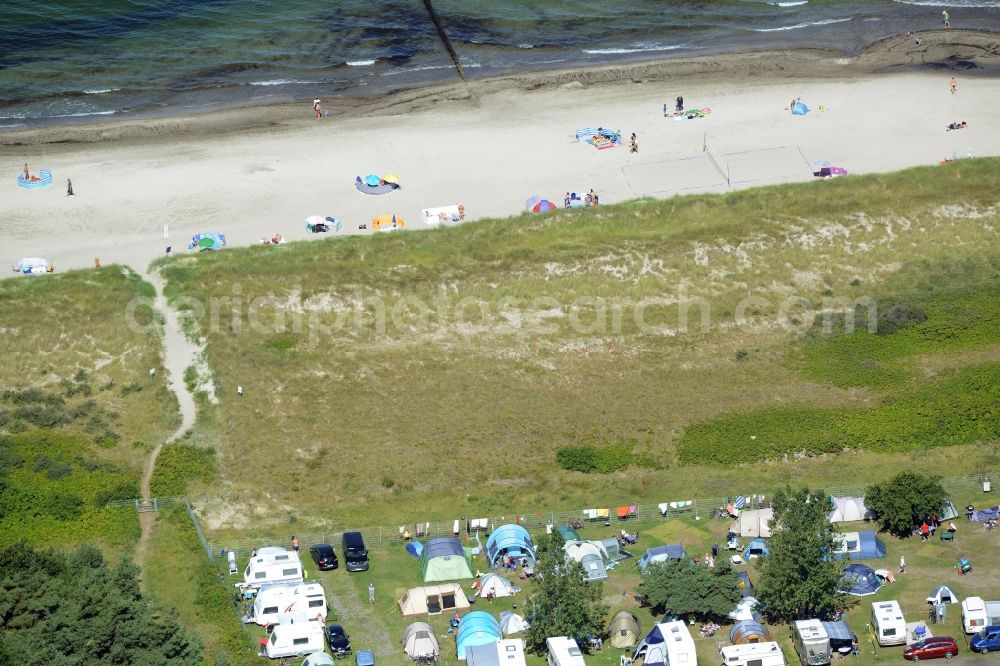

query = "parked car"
[[970, 626, 1000, 654], [356, 649, 375, 665], [310, 543, 339, 571], [326, 623, 351, 656], [903, 636, 959, 661]]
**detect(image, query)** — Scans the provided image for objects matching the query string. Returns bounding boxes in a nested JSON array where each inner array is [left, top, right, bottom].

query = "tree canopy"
[[524, 534, 608, 654], [866, 471, 946, 538], [756, 486, 847, 622], [639, 558, 743, 622], [0, 542, 201, 665]]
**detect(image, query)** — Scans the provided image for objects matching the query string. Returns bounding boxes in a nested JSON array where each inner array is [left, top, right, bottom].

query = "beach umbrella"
[[531, 199, 557, 213], [382, 173, 399, 185], [198, 236, 216, 249], [305, 215, 326, 226], [829, 166, 848, 176], [365, 174, 381, 186]]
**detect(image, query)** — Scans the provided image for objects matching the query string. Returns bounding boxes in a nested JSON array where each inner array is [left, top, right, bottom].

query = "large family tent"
[[420, 537, 474, 582], [500, 611, 529, 635], [477, 573, 515, 598], [485, 524, 536, 567], [832, 531, 886, 560], [632, 621, 696, 666], [637, 544, 686, 571], [838, 563, 883, 597], [397, 583, 471, 616], [456, 612, 503, 660], [730, 620, 773, 645], [608, 611, 641, 648], [402, 622, 440, 661], [563, 540, 610, 582], [731, 508, 773, 538], [828, 497, 872, 523], [742, 538, 770, 560]]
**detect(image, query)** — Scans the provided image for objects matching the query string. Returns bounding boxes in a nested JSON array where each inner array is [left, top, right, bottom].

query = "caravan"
[[242, 547, 304, 589], [250, 583, 327, 626], [792, 620, 830, 666], [546, 637, 586, 666], [721, 642, 786, 666], [259, 616, 325, 658], [632, 621, 697, 666], [871, 601, 907, 646], [962, 597, 1000, 634]]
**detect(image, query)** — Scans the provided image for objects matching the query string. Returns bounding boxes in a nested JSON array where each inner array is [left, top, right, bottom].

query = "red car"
[[903, 637, 959, 661]]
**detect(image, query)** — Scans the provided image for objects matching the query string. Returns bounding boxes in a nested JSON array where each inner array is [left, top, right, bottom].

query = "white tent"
[[302, 653, 335, 666], [477, 573, 515, 598], [397, 583, 471, 616], [927, 586, 959, 606], [402, 622, 440, 660], [500, 611, 529, 635], [563, 540, 610, 582], [729, 597, 761, 622], [828, 497, 871, 523], [731, 509, 773, 538]]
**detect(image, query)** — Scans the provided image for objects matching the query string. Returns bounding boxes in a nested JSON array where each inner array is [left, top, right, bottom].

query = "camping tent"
[[832, 531, 886, 560], [563, 540, 609, 582], [940, 499, 959, 521], [736, 571, 754, 597], [397, 583, 471, 616], [555, 525, 580, 543], [731, 508, 773, 538], [730, 621, 772, 645], [828, 497, 872, 523], [477, 574, 515, 598], [601, 537, 630, 563], [729, 597, 762, 622], [927, 586, 959, 605], [637, 544, 686, 571], [742, 538, 769, 560], [420, 537, 474, 582], [456, 611, 503, 660], [302, 653, 335, 666], [608, 611, 641, 648], [402, 622, 440, 661], [792, 101, 810, 115], [500, 611, 529, 635], [485, 525, 536, 567], [838, 563, 883, 596]]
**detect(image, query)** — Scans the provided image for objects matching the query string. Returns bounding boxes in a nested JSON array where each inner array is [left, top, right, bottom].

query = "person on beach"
[[942, 10, 950, 28], [313, 98, 322, 119], [908, 32, 921, 46], [676, 96, 684, 113], [564, 192, 571, 208], [630, 133, 638, 153], [22, 163, 29, 181], [66, 178, 74, 196], [947, 121, 967, 131], [950, 77, 957, 95]]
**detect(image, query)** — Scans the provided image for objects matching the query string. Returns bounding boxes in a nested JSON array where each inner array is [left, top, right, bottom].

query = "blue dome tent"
[[485, 524, 536, 567], [456, 611, 502, 659], [838, 563, 883, 596], [792, 101, 810, 115], [743, 538, 769, 560]]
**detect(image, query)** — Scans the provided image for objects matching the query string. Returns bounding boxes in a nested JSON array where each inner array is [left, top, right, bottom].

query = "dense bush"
[[150, 444, 217, 497], [874, 301, 927, 335], [556, 442, 632, 473]]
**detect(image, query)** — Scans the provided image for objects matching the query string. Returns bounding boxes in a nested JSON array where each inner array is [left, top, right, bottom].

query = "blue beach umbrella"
[[365, 174, 381, 186]]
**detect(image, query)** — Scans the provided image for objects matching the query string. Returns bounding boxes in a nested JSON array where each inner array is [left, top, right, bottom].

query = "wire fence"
[[201, 471, 995, 561]]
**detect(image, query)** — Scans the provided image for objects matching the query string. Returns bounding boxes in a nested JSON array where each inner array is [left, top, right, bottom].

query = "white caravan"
[[633, 621, 697, 666], [962, 597, 1000, 634], [721, 641, 786, 666], [870, 600, 907, 646], [259, 617, 325, 658], [792, 620, 830, 666], [242, 546, 304, 589], [250, 583, 327, 626], [546, 636, 586, 666]]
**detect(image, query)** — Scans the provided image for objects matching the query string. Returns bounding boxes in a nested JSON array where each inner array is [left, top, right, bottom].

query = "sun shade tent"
[[485, 525, 536, 567], [608, 611, 641, 648], [792, 101, 810, 115], [730, 620, 773, 645], [477, 573, 515, 598], [563, 540, 609, 582], [500, 611, 529, 635], [927, 585, 959, 605], [742, 538, 769, 560], [832, 531, 886, 560], [402, 622, 440, 660], [420, 538, 474, 582], [302, 652, 335, 666], [731, 508, 773, 537], [456, 611, 503, 660], [828, 497, 872, 523], [838, 563, 884, 596], [637, 544, 686, 571], [397, 583, 471, 616]]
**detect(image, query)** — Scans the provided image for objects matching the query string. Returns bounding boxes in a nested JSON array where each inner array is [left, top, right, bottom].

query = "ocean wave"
[[752, 17, 851, 33], [893, 0, 999, 6], [769, 1, 808, 6], [52, 110, 117, 118], [584, 44, 685, 55], [83, 88, 121, 95], [379, 64, 458, 77], [249, 79, 322, 87], [347, 60, 377, 66]]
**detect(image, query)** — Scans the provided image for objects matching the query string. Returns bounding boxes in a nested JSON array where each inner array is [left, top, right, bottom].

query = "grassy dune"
[[158, 160, 1000, 532]]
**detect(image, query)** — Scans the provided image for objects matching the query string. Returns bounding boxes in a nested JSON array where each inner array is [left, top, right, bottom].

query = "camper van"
[[871, 601, 907, 646], [242, 546, 304, 589], [792, 620, 830, 666], [546, 636, 586, 666], [342, 531, 369, 572], [250, 583, 327, 626], [259, 617, 325, 658], [962, 597, 1000, 634], [634, 621, 697, 666], [721, 641, 786, 666]]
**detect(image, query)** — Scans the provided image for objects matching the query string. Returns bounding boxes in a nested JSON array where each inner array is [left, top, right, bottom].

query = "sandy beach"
[[3, 30, 1000, 277]]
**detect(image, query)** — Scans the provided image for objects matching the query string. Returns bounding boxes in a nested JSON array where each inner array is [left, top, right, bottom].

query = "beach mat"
[[356, 180, 399, 195]]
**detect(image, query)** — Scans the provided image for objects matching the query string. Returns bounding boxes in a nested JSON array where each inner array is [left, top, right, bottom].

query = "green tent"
[[420, 537, 474, 582]]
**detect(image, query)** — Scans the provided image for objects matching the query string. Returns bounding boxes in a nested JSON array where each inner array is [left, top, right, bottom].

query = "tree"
[[639, 558, 742, 621], [757, 486, 847, 622], [524, 533, 609, 654], [866, 471, 946, 538]]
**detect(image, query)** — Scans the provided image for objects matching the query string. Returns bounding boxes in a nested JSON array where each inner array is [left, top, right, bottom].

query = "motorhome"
[[250, 583, 327, 626], [242, 546, 304, 589], [632, 621, 697, 666], [258, 616, 325, 658], [871, 601, 906, 646], [721, 641, 786, 666], [792, 620, 830, 666], [546, 636, 586, 666], [962, 597, 1000, 634]]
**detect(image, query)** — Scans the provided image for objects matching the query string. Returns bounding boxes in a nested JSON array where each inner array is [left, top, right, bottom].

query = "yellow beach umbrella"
[[382, 173, 400, 185]]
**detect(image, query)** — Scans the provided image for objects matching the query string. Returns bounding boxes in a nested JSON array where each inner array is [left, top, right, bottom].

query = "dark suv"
[[309, 544, 339, 571], [903, 636, 959, 661], [342, 531, 369, 572]]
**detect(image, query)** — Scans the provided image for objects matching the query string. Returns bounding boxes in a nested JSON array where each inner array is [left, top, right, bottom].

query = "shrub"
[[557, 442, 632, 473], [46, 492, 84, 520], [15, 404, 69, 429], [150, 445, 217, 497], [33, 455, 72, 479], [874, 301, 927, 335], [2, 389, 64, 407]]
